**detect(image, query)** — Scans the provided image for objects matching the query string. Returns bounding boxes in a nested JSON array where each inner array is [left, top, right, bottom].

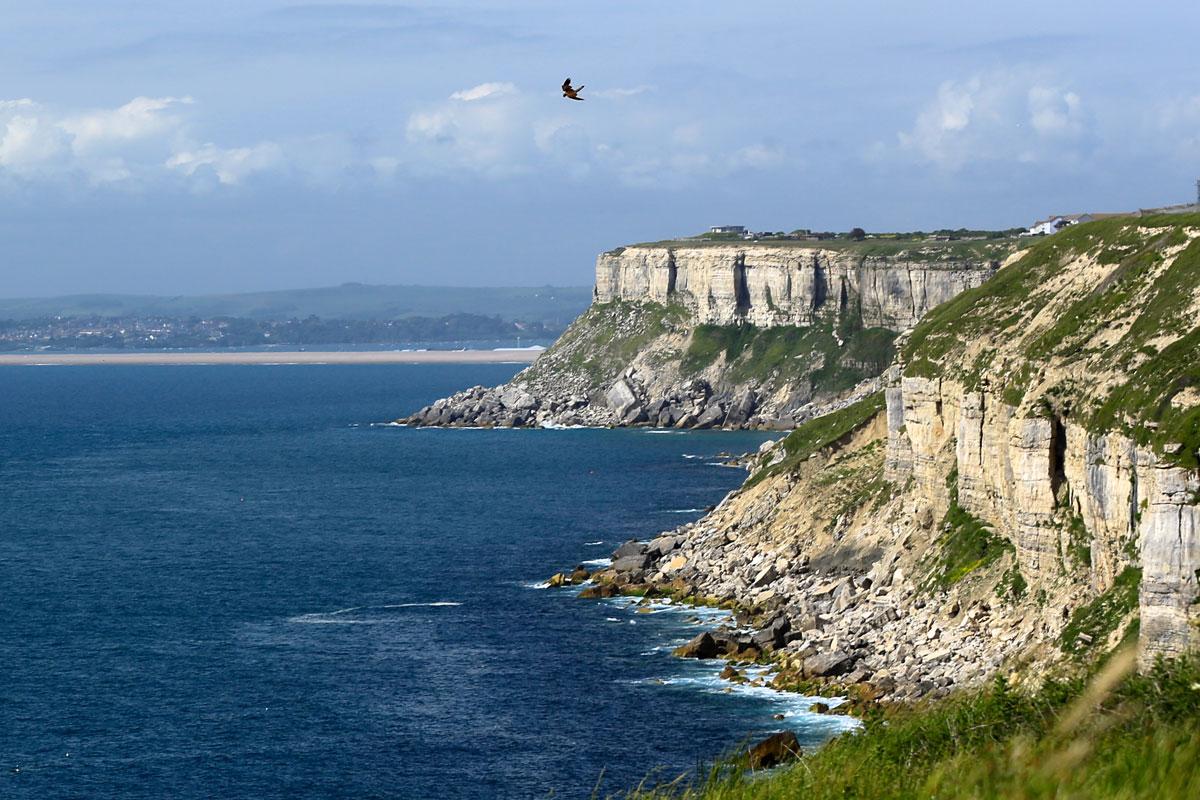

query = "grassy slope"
[[624, 653, 1200, 800], [902, 213, 1200, 467], [621, 237, 1020, 264]]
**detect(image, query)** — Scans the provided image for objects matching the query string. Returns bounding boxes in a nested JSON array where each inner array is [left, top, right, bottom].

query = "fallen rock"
[[747, 731, 801, 770], [803, 651, 853, 678], [673, 631, 722, 659], [578, 583, 620, 599], [808, 702, 830, 714]]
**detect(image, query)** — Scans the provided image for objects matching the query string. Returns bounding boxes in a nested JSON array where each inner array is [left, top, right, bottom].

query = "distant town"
[[0, 313, 561, 352]]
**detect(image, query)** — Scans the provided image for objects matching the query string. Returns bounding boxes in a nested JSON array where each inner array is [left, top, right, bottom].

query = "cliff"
[[582, 214, 1200, 697], [595, 243, 998, 329], [404, 240, 1004, 429]]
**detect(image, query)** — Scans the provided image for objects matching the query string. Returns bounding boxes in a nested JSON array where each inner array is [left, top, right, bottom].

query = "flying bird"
[[562, 78, 585, 101]]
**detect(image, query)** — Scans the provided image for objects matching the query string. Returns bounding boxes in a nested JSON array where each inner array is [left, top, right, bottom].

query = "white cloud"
[[591, 85, 653, 99], [449, 82, 516, 102], [166, 142, 285, 185], [897, 70, 1091, 169], [62, 96, 193, 154], [0, 95, 284, 187], [0, 104, 69, 175]]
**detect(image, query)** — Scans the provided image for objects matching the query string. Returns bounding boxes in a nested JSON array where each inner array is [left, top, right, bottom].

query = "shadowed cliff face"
[[405, 241, 1004, 431]]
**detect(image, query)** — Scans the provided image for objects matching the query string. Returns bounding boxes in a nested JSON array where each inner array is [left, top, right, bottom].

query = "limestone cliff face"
[[588, 215, 1200, 701], [405, 241, 1002, 430], [595, 245, 996, 330], [886, 376, 1199, 669]]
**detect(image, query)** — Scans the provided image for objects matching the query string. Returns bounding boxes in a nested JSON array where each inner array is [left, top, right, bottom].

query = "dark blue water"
[[0, 365, 853, 799]]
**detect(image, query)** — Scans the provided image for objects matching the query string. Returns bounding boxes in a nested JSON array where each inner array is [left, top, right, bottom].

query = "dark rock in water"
[[547, 572, 570, 588], [747, 730, 801, 770], [612, 540, 646, 560], [578, 583, 620, 599], [772, 713, 786, 720], [808, 702, 830, 714], [569, 567, 591, 583], [719, 664, 741, 681], [673, 631, 721, 659], [803, 651, 853, 677]]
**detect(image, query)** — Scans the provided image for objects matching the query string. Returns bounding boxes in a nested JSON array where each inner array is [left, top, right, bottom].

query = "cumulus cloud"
[[896, 70, 1091, 169], [166, 142, 285, 185], [0, 95, 281, 187], [62, 96, 193, 153]]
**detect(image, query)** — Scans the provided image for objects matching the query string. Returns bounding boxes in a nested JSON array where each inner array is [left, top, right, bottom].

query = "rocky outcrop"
[[405, 241, 1000, 430]]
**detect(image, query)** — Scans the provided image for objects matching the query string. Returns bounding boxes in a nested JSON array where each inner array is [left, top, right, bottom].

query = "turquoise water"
[[0, 364, 852, 799]]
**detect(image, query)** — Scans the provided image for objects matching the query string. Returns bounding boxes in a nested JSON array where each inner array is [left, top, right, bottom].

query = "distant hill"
[[0, 284, 593, 324]]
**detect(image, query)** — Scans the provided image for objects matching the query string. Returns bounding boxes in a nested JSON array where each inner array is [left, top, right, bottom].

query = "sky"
[[1, 1, 1198, 297]]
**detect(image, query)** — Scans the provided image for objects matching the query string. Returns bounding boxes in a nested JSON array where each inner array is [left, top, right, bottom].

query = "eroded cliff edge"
[[404, 240, 1005, 429], [582, 214, 1200, 698]]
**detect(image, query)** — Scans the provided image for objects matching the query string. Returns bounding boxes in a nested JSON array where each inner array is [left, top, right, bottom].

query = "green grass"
[[681, 322, 896, 395], [1058, 567, 1142, 658], [745, 393, 885, 487], [901, 213, 1200, 467], [618, 653, 1200, 800], [921, 469, 1014, 591], [625, 236, 1020, 264], [529, 299, 689, 386]]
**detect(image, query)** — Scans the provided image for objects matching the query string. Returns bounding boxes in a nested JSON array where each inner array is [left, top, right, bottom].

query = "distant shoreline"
[[0, 349, 542, 366]]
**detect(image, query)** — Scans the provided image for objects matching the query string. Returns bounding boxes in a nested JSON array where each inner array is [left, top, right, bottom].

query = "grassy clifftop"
[[902, 213, 1200, 467], [626, 652, 1199, 800]]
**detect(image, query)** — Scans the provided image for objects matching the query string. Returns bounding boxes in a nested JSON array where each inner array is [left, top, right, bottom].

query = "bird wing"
[[562, 78, 572, 91]]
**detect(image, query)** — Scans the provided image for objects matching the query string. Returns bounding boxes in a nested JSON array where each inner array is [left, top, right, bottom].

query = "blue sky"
[[1, 1, 1198, 296]]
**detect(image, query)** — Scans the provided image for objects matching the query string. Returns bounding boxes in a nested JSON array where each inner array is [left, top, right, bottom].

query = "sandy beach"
[[0, 349, 543, 366]]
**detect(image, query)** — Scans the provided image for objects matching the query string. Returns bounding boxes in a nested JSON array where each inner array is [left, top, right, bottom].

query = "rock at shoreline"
[[578, 583, 620, 599], [747, 730, 801, 770], [803, 651, 853, 678], [674, 631, 722, 659], [808, 702, 830, 714]]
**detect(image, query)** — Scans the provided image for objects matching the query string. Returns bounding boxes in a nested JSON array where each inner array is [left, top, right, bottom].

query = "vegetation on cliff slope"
[[902, 213, 1200, 467], [523, 299, 690, 386], [921, 468, 1014, 592], [681, 319, 895, 393], [746, 393, 885, 487], [627, 235, 1018, 265], [622, 652, 1200, 800]]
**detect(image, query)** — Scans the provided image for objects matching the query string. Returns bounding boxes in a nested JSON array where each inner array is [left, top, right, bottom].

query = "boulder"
[[612, 540, 647, 560], [693, 403, 727, 430], [724, 388, 758, 426], [578, 583, 620, 599], [498, 386, 537, 411], [547, 572, 570, 588], [747, 731, 801, 770], [673, 631, 722, 659], [605, 379, 639, 417], [808, 702, 830, 714], [612, 553, 653, 573], [803, 651, 853, 678], [569, 567, 591, 583]]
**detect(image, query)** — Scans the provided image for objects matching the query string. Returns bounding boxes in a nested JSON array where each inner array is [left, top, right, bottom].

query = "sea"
[[0, 364, 856, 799]]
